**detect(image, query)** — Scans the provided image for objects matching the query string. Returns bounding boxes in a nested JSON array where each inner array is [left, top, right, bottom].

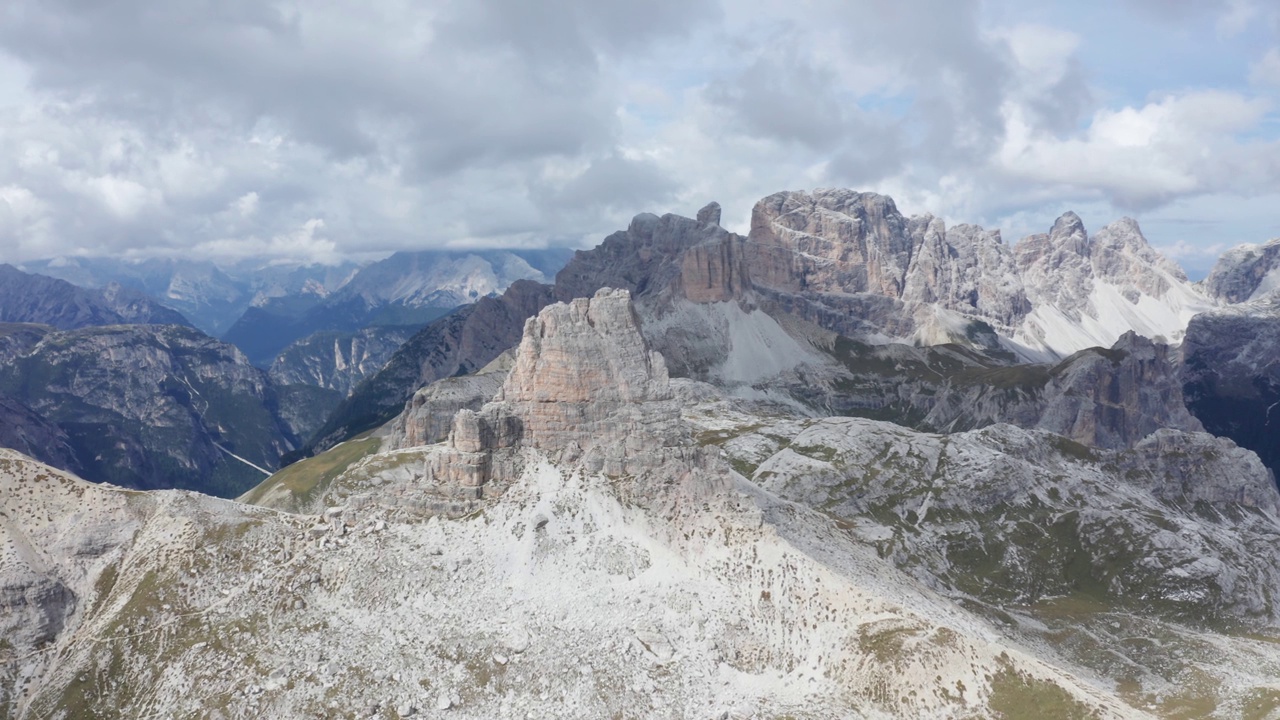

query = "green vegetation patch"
[[988, 660, 1100, 720], [240, 434, 380, 511]]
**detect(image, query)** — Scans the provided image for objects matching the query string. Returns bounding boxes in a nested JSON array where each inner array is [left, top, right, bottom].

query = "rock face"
[[307, 281, 560, 453], [387, 356, 509, 449], [721, 415, 1280, 623], [0, 323, 51, 364], [431, 289, 717, 499], [2, 414, 1165, 720], [696, 201, 721, 226], [0, 324, 296, 496], [315, 214, 737, 456], [1181, 297, 1280, 475], [269, 326, 417, 396], [1203, 238, 1280, 302], [0, 265, 192, 330], [748, 190, 916, 297], [556, 212, 734, 302], [902, 220, 1030, 331], [1013, 211, 1094, 320], [0, 397, 82, 474], [746, 190, 1212, 357], [0, 450, 139, 660], [811, 331, 1200, 451], [1033, 332, 1204, 449], [12, 274, 1280, 718]]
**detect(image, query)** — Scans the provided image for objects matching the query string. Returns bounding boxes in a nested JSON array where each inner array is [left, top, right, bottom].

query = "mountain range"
[[222, 249, 572, 367], [6, 188, 1280, 717]]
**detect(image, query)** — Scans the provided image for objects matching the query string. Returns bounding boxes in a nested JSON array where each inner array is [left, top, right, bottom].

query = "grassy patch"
[[239, 434, 380, 511], [1243, 687, 1280, 720], [988, 660, 1100, 720]]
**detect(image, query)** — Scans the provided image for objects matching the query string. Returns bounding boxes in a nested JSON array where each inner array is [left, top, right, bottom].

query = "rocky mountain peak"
[[1049, 211, 1089, 253], [1090, 218, 1184, 300], [0, 264, 192, 330], [748, 188, 914, 298], [1013, 213, 1097, 322], [696, 201, 722, 226], [1203, 237, 1280, 303], [434, 288, 717, 499], [498, 288, 670, 407]]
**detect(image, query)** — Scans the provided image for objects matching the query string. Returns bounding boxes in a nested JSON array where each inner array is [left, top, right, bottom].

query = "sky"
[[0, 0, 1278, 277]]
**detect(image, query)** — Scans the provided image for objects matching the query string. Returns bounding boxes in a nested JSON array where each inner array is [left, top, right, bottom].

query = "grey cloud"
[[1, 0, 718, 174], [0, 0, 715, 262], [0, 0, 1271, 266], [701, 0, 1007, 185], [705, 51, 854, 151], [530, 154, 679, 227], [1022, 59, 1093, 136]]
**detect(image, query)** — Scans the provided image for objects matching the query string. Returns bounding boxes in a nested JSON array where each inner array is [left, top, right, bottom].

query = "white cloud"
[[195, 218, 338, 265], [0, 0, 1274, 267], [1252, 48, 1280, 88], [1155, 239, 1228, 259], [1216, 0, 1259, 37], [995, 24, 1080, 88], [996, 91, 1276, 208], [233, 191, 259, 218], [83, 175, 158, 219]]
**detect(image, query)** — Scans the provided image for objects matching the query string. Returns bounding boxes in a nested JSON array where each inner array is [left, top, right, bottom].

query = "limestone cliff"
[[431, 289, 721, 504]]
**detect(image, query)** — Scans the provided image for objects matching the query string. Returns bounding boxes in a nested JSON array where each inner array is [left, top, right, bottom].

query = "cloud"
[[194, 218, 339, 265], [1155, 239, 1228, 260], [1216, 0, 1260, 37], [0, 0, 1276, 267], [996, 91, 1278, 209], [1252, 48, 1280, 88]]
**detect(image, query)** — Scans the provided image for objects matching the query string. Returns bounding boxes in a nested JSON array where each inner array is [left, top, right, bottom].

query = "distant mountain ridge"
[[0, 264, 192, 329], [19, 256, 361, 335], [220, 248, 573, 367]]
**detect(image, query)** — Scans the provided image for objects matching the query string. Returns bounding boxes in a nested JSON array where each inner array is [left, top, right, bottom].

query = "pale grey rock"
[[0, 450, 141, 658], [696, 201, 722, 226], [901, 219, 1029, 332], [1089, 217, 1186, 299], [387, 364, 508, 449], [633, 630, 674, 663], [1012, 212, 1094, 321], [746, 193, 1203, 357], [1203, 238, 1280, 302], [723, 415, 1280, 621], [747, 189, 916, 298], [429, 288, 725, 504], [1120, 429, 1278, 511]]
